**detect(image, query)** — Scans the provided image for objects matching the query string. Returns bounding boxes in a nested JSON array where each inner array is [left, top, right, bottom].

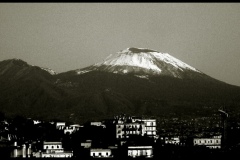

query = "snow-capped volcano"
[[76, 47, 202, 79]]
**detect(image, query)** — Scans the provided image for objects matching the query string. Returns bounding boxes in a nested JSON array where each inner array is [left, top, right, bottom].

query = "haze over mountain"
[[1, 48, 240, 123]]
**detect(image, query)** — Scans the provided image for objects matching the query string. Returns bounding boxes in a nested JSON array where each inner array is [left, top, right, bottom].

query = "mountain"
[[74, 47, 204, 79], [56, 47, 240, 120], [1, 48, 240, 123], [0, 59, 69, 120], [0, 59, 55, 80]]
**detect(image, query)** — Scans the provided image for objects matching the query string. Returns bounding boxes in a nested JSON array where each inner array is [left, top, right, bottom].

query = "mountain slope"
[[56, 70, 240, 121]]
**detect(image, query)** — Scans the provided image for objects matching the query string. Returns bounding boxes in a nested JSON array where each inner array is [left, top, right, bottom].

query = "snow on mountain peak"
[[95, 47, 199, 71], [76, 47, 201, 78], [94, 48, 162, 73], [151, 52, 200, 72]]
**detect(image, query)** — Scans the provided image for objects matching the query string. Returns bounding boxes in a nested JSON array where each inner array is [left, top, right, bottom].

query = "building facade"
[[56, 122, 66, 130], [193, 135, 221, 149], [34, 141, 73, 158], [137, 119, 157, 139], [116, 122, 145, 139], [127, 146, 153, 158], [90, 148, 112, 158], [81, 140, 92, 149], [164, 137, 180, 145], [114, 115, 158, 140]]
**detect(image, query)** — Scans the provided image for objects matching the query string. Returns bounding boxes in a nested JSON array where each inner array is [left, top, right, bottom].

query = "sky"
[[0, 3, 240, 86]]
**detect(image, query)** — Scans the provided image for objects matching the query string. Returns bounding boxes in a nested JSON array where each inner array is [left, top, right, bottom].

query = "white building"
[[35, 141, 73, 158], [56, 122, 66, 130], [116, 122, 145, 139], [64, 124, 81, 134], [193, 135, 221, 149], [114, 115, 158, 140], [90, 122, 106, 128], [164, 137, 180, 145], [128, 146, 153, 158], [140, 119, 157, 139], [70, 124, 81, 129], [81, 140, 92, 148], [90, 149, 113, 158], [91, 122, 102, 126], [41, 151, 73, 158], [43, 142, 63, 151], [33, 120, 41, 125]]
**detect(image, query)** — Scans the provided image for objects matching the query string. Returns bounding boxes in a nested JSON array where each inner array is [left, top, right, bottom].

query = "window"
[[52, 146, 54, 149], [216, 140, 218, 143], [106, 152, 108, 156]]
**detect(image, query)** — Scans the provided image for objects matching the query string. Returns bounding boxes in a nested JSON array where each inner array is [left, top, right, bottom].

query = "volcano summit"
[[75, 47, 202, 79]]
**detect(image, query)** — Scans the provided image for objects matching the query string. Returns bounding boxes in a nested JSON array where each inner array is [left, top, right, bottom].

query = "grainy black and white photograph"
[[0, 2, 240, 159]]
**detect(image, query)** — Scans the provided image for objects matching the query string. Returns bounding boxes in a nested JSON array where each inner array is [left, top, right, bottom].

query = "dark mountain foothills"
[[0, 58, 240, 124]]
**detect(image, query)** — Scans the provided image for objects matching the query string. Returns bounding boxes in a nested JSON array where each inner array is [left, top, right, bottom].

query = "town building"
[[127, 146, 153, 158], [193, 135, 221, 149], [116, 122, 145, 139], [133, 118, 158, 140], [56, 122, 66, 130], [164, 136, 181, 145], [114, 115, 157, 140], [90, 148, 113, 158], [33, 120, 41, 125], [64, 124, 81, 134], [33, 141, 73, 158], [90, 122, 106, 128], [81, 140, 92, 148]]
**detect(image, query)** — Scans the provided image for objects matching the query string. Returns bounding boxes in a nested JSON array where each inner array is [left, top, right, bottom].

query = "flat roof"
[[91, 149, 111, 152], [128, 146, 152, 149], [44, 142, 62, 145]]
